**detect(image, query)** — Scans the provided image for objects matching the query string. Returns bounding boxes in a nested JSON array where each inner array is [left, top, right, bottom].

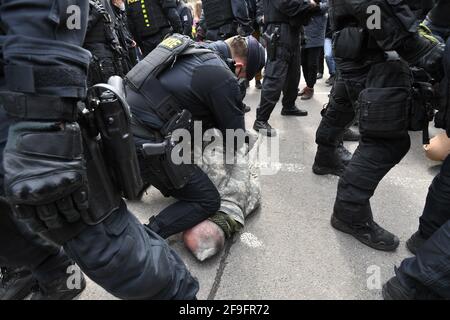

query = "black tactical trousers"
[[316, 60, 412, 223], [418, 156, 450, 238], [398, 156, 450, 298], [301, 46, 322, 88], [148, 166, 221, 239], [139, 27, 172, 56], [257, 24, 301, 122], [398, 221, 450, 298]]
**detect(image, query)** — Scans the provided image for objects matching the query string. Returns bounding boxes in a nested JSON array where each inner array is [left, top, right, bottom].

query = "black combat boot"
[[313, 145, 347, 176], [281, 105, 308, 116], [0, 267, 36, 300], [343, 127, 360, 141], [30, 267, 86, 300], [406, 231, 428, 255], [253, 120, 277, 137], [383, 268, 442, 300], [331, 215, 399, 251]]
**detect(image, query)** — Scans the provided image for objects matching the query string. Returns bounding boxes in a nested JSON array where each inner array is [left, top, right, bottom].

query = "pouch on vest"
[[358, 87, 410, 138], [333, 27, 365, 60]]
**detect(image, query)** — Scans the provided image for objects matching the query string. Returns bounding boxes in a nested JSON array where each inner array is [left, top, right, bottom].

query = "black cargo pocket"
[[359, 87, 410, 137]]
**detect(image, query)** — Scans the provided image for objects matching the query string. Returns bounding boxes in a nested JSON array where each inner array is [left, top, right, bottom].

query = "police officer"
[[253, 0, 318, 137], [124, 34, 265, 243], [312, 0, 443, 251], [111, 0, 139, 71], [85, 0, 128, 85], [176, 0, 194, 37], [201, 0, 254, 41], [381, 6, 450, 298], [127, 0, 183, 56], [0, 0, 198, 300]]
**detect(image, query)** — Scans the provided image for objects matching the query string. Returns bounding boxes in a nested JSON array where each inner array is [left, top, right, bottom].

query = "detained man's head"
[[225, 35, 266, 81]]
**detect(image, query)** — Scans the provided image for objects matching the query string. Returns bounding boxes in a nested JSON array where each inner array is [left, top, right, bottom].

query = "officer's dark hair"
[[225, 36, 248, 63]]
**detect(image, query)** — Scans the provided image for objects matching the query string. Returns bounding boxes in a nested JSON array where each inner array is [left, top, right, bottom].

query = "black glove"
[[3, 121, 89, 233]]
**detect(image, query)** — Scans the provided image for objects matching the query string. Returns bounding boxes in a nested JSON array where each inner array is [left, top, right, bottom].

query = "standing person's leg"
[[317, 46, 324, 78], [313, 72, 360, 176], [332, 60, 412, 251], [301, 47, 320, 100], [406, 155, 450, 254], [324, 38, 336, 85], [254, 25, 291, 136], [282, 42, 306, 113], [384, 220, 450, 299]]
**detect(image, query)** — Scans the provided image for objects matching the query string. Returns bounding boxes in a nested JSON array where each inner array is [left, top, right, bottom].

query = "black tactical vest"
[[127, 0, 169, 38], [202, 0, 234, 29]]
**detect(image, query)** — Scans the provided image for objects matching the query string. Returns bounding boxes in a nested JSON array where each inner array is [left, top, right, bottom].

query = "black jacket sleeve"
[[192, 65, 245, 135], [161, 0, 183, 33], [180, 6, 194, 36]]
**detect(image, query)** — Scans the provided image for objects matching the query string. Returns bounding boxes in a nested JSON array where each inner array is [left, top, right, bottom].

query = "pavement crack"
[[207, 236, 236, 300]]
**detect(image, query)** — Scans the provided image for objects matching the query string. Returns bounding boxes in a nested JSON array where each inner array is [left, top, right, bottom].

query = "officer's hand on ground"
[[3, 121, 88, 233]]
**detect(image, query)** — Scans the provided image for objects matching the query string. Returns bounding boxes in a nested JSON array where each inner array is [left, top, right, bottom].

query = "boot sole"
[[281, 112, 308, 117], [312, 164, 344, 177], [331, 216, 399, 252]]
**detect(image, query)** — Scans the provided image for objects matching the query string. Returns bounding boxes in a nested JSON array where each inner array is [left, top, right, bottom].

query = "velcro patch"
[[160, 37, 184, 50]]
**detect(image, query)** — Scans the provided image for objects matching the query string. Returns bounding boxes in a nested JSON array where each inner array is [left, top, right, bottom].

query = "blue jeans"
[[324, 38, 336, 76]]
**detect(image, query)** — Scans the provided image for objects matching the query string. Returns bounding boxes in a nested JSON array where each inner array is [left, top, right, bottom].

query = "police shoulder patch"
[[160, 37, 184, 50]]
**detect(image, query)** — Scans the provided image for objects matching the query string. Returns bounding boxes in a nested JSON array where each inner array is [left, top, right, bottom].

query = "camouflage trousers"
[[199, 130, 261, 226]]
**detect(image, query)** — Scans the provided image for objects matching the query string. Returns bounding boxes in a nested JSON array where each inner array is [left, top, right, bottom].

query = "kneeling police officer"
[[124, 34, 265, 249]]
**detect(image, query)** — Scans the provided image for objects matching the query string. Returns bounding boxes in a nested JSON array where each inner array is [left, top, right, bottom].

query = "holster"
[[262, 26, 280, 61], [81, 123, 121, 225], [87, 80, 143, 200], [137, 110, 196, 192], [409, 69, 437, 144]]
